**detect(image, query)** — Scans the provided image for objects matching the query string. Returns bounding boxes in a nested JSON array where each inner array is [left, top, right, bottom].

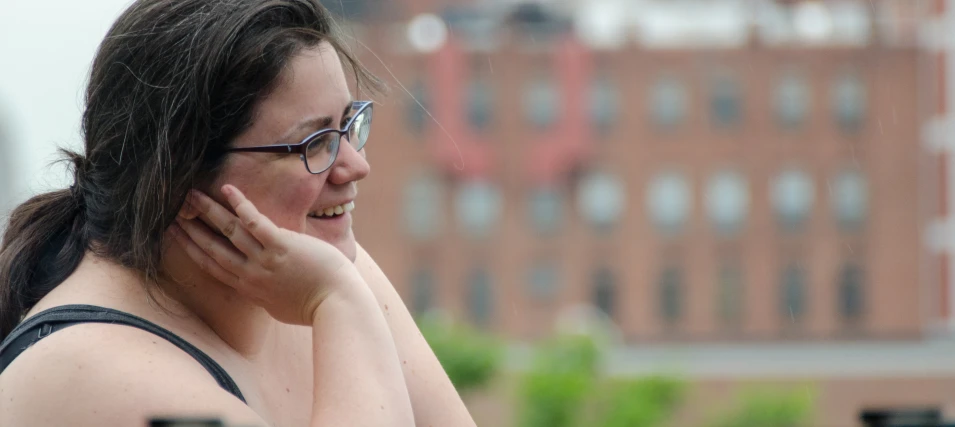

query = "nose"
[[326, 137, 370, 185]]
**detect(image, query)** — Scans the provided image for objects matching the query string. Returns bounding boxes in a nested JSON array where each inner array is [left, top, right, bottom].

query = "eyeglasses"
[[226, 100, 373, 174]]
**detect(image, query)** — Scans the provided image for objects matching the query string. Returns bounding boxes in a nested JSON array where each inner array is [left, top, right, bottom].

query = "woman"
[[0, 1, 475, 426]]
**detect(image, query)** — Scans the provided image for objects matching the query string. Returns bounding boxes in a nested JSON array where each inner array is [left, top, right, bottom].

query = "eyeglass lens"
[[304, 106, 372, 174]]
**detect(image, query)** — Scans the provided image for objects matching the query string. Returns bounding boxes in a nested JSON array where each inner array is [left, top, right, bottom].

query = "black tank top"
[[0, 304, 245, 403]]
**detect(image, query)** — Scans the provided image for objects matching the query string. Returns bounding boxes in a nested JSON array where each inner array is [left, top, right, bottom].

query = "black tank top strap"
[[0, 304, 245, 403]]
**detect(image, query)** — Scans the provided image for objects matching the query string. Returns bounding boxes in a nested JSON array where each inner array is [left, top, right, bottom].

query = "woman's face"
[[212, 42, 369, 261]]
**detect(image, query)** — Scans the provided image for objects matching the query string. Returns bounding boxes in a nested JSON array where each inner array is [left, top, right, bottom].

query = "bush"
[[706, 385, 816, 427], [417, 314, 502, 393], [591, 376, 686, 427], [516, 335, 601, 427], [517, 335, 687, 427]]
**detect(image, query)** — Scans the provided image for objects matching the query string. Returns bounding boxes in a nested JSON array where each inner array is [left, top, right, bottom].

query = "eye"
[[306, 132, 336, 156]]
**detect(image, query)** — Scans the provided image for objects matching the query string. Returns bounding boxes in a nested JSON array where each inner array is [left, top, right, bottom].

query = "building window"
[[717, 263, 744, 326], [467, 78, 493, 132], [406, 78, 429, 134], [577, 171, 626, 232], [780, 264, 807, 323], [467, 268, 494, 327], [524, 76, 560, 129], [454, 179, 503, 239], [650, 76, 688, 130], [527, 260, 560, 300], [710, 74, 741, 128], [659, 266, 683, 324], [589, 75, 619, 134], [832, 169, 868, 231], [410, 268, 434, 317], [705, 170, 749, 235], [593, 267, 616, 318], [775, 72, 810, 130], [528, 186, 563, 235], [647, 171, 692, 235], [403, 172, 443, 240], [832, 72, 866, 132], [838, 263, 864, 322], [772, 169, 815, 231]]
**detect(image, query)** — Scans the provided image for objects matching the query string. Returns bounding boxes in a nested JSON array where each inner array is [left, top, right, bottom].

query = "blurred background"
[[1, 0, 954, 426]]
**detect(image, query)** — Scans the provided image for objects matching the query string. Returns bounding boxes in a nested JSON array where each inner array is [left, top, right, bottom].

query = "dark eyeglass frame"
[[225, 100, 373, 174]]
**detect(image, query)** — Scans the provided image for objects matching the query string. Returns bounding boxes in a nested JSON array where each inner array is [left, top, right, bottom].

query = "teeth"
[[309, 201, 355, 218]]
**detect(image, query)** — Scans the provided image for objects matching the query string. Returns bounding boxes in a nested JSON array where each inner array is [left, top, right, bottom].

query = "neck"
[[159, 246, 278, 359]]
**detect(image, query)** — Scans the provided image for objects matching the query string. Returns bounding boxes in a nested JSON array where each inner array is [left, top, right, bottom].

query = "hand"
[[170, 184, 363, 325]]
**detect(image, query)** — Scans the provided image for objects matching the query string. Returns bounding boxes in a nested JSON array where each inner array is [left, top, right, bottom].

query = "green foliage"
[[706, 385, 816, 427], [591, 376, 687, 427], [516, 335, 688, 427], [516, 335, 601, 427], [417, 315, 502, 393]]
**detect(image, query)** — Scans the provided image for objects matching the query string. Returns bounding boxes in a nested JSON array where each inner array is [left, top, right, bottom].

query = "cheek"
[[213, 160, 322, 228]]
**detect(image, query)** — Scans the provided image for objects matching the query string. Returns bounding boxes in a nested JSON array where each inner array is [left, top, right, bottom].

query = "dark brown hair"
[[0, 0, 381, 338]]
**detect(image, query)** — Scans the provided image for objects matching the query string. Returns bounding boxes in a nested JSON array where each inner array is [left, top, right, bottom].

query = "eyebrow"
[[279, 101, 355, 143]]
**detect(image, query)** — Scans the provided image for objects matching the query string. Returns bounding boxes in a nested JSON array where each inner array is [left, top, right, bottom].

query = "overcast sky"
[[0, 0, 131, 214]]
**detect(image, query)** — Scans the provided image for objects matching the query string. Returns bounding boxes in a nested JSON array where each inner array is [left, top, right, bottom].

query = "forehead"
[[247, 42, 352, 139]]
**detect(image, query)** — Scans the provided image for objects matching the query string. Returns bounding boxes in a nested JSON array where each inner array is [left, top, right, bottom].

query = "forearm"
[[310, 284, 415, 427], [355, 244, 477, 427]]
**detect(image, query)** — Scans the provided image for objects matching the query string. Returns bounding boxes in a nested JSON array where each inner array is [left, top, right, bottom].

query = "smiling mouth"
[[307, 201, 355, 219]]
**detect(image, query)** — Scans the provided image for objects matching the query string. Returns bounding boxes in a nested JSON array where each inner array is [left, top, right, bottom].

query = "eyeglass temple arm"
[[226, 145, 297, 153]]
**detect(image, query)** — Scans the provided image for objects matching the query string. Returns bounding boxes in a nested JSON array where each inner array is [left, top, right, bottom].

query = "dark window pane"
[[659, 266, 682, 323], [650, 76, 688, 130], [593, 268, 616, 317], [781, 264, 807, 322], [711, 75, 741, 128], [524, 78, 560, 129], [528, 186, 563, 235], [468, 268, 494, 327], [589, 76, 618, 134], [527, 261, 560, 300], [839, 263, 864, 321], [718, 264, 743, 325], [775, 73, 810, 130], [833, 73, 866, 133], [406, 79, 429, 135], [467, 79, 493, 131]]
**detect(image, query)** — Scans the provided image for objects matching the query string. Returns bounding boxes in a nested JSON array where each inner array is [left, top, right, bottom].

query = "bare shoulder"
[[0, 322, 266, 427]]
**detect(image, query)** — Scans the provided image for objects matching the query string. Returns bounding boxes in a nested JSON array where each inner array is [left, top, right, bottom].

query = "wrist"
[[306, 269, 374, 322]]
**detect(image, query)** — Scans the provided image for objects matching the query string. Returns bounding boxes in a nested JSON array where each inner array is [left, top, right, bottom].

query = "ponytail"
[[0, 152, 88, 339]]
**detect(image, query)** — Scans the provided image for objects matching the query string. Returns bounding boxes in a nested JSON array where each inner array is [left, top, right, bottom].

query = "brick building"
[[346, 0, 955, 425]]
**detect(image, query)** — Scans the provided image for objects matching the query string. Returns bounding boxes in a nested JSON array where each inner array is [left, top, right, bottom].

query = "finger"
[[169, 222, 240, 287], [220, 184, 284, 249], [178, 199, 200, 220], [187, 190, 264, 257], [175, 216, 248, 277]]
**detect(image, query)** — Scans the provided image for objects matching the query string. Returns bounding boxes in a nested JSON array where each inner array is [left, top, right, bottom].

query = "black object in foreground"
[[860, 408, 953, 427], [149, 418, 225, 427]]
